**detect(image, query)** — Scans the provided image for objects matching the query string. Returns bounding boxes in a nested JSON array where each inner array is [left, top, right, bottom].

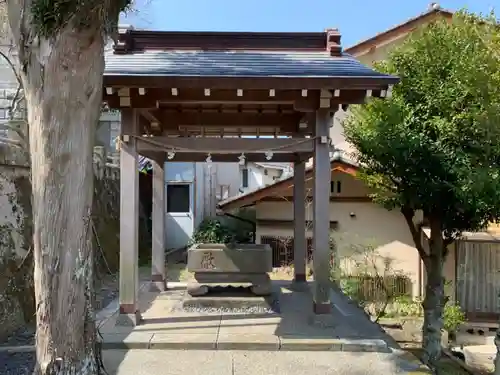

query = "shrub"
[[190, 216, 253, 245], [443, 302, 465, 333]]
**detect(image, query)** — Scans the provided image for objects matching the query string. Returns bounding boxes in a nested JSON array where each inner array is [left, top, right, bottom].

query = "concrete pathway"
[[96, 281, 430, 373], [98, 281, 394, 351], [102, 349, 427, 375], [463, 344, 496, 373]]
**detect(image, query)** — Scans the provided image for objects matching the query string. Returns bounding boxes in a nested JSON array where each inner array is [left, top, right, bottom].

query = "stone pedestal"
[[289, 279, 310, 292]]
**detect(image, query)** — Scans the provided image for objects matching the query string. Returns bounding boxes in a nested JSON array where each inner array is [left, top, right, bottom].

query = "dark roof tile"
[[104, 50, 393, 79]]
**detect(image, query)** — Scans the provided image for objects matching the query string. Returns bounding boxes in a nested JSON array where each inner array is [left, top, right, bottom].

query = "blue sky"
[[122, 0, 498, 48]]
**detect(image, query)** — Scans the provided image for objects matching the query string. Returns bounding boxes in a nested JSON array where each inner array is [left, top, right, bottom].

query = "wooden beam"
[[139, 151, 307, 163], [136, 136, 314, 153], [103, 75, 399, 91], [104, 88, 317, 108], [140, 109, 161, 126], [157, 112, 301, 128], [104, 88, 382, 110]]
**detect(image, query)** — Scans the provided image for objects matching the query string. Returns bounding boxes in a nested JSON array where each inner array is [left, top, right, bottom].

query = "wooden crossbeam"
[[155, 112, 301, 128], [140, 150, 306, 163], [103, 88, 383, 110], [135, 136, 314, 154], [103, 75, 398, 91]]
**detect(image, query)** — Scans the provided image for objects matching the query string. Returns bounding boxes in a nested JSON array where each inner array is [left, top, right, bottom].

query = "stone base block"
[[115, 310, 143, 327], [188, 272, 272, 297], [250, 282, 273, 296], [294, 273, 307, 282], [187, 283, 209, 297], [289, 280, 309, 292], [149, 280, 167, 292], [308, 312, 337, 329], [193, 271, 270, 284], [313, 301, 332, 314]]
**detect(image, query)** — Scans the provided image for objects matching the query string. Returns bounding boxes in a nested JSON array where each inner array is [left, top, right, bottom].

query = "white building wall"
[[255, 200, 421, 297], [239, 163, 286, 194], [248, 164, 263, 190]]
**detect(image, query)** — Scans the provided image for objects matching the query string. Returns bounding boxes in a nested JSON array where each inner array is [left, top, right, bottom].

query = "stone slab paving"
[[102, 349, 430, 375], [463, 344, 495, 373], [96, 280, 430, 372], [99, 282, 393, 353], [1, 280, 430, 374]]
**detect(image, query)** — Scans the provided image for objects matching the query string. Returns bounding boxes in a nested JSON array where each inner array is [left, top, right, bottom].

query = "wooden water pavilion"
[[102, 27, 399, 325]]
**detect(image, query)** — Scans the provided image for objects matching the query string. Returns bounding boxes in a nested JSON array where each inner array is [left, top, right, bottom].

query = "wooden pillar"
[[150, 158, 167, 291], [117, 109, 142, 326], [292, 159, 307, 284], [312, 109, 332, 314]]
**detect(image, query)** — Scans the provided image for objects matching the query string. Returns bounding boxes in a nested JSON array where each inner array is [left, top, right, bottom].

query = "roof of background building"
[[345, 4, 453, 56], [218, 150, 358, 211]]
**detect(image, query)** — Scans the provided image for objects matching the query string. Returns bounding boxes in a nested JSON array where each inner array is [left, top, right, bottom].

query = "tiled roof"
[[254, 162, 292, 170], [217, 151, 358, 210], [345, 7, 453, 54], [104, 50, 394, 79]]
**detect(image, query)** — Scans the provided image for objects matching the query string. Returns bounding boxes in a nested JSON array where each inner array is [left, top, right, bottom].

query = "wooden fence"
[[260, 234, 413, 300], [93, 146, 119, 180]]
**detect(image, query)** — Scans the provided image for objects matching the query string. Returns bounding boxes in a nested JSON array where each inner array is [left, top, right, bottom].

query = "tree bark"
[[495, 328, 500, 375], [18, 22, 105, 375], [421, 218, 445, 371]]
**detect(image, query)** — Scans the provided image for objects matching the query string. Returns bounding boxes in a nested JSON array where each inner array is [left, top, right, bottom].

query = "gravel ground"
[[171, 285, 282, 315], [180, 306, 279, 314], [0, 273, 118, 375], [0, 352, 35, 375]]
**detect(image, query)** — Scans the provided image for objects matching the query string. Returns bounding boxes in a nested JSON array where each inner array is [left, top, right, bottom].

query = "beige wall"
[[353, 33, 409, 67], [327, 32, 413, 155], [272, 169, 371, 199], [257, 172, 422, 298]]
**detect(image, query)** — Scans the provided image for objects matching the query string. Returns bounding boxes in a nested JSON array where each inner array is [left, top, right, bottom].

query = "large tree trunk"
[[421, 219, 445, 371], [20, 24, 105, 375], [495, 328, 500, 375]]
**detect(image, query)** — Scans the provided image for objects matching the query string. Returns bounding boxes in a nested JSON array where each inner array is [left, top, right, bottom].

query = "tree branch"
[[0, 135, 23, 147], [401, 206, 430, 266], [0, 49, 21, 85]]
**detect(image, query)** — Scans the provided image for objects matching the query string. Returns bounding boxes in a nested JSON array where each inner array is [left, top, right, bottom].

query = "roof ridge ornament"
[[429, 2, 441, 10], [325, 28, 342, 57], [114, 27, 134, 55]]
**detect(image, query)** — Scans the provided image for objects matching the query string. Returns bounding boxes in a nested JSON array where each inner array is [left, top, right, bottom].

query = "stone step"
[[0, 337, 389, 353], [98, 332, 389, 352]]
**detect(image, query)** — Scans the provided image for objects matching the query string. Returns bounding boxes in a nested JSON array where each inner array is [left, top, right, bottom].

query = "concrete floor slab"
[[217, 333, 280, 350], [150, 333, 218, 349], [103, 349, 431, 375], [100, 315, 221, 335], [102, 349, 429, 375], [103, 350, 233, 375], [279, 337, 343, 351], [101, 332, 154, 349], [218, 314, 281, 334], [231, 350, 406, 375], [97, 281, 400, 353], [279, 337, 387, 352]]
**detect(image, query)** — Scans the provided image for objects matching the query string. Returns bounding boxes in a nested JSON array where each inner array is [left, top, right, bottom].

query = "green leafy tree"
[[343, 11, 500, 371]]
